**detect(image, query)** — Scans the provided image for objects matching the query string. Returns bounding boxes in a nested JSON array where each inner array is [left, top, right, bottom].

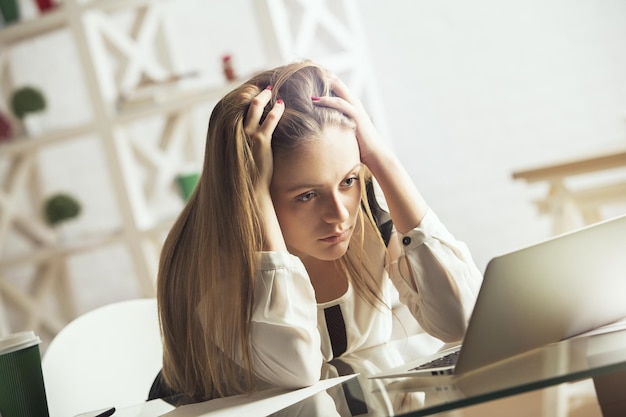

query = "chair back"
[[42, 298, 162, 417]]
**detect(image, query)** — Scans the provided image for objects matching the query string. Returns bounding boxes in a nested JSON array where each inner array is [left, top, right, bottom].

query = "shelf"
[[0, 228, 126, 269], [512, 150, 626, 183], [0, 121, 98, 156], [0, 85, 232, 156], [80, 0, 154, 14], [0, 0, 156, 46], [0, 7, 69, 45], [0, 0, 257, 335], [115, 84, 234, 124], [0, 214, 176, 269]]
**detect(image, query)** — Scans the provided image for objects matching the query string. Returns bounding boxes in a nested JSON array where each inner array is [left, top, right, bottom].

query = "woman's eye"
[[297, 192, 316, 202], [342, 176, 359, 187]]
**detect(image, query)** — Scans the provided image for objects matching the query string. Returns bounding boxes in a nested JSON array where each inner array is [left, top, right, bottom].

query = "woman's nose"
[[322, 193, 350, 223]]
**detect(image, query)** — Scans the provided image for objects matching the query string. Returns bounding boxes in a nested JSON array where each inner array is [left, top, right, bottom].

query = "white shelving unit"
[[0, 0, 232, 337], [0, 0, 385, 340]]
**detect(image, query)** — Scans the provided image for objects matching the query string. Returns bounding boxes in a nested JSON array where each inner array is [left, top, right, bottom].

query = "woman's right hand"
[[244, 86, 284, 193], [244, 86, 287, 251]]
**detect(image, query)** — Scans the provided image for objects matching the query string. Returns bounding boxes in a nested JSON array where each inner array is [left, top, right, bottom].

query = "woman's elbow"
[[287, 364, 321, 388], [438, 324, 466, 344], [281, 345, 323, 387], [266, 353, 322, 388], [423, 310, 469, 343], [252, 333, 323, 388]]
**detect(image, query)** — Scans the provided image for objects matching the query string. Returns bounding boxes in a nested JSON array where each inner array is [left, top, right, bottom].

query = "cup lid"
[[0, 331, 41, 355]]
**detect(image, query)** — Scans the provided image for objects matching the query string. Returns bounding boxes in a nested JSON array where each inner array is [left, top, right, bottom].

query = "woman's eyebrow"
[[284, 182, 322, 193], [348, 163, 362, 173], [284, 163, 361, 193]]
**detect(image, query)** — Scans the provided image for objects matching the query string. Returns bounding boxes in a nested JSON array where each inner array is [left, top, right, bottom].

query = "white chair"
[[41, 298, 163, 417]]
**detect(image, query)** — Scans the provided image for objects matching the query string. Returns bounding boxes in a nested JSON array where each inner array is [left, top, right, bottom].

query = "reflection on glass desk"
[[79, 328, 626, 416], [272, 328, 626, 417]]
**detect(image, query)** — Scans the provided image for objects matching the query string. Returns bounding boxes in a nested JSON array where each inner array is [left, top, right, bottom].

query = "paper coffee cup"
[[0, 331, 50, 417]]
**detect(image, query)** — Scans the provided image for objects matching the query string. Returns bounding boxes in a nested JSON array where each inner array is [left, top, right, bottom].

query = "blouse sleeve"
[[250, 251, 323, 388], [386, 210, 483, 343]]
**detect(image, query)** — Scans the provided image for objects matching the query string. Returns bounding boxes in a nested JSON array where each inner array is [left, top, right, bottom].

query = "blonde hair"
[[157, 61, 387, 402]]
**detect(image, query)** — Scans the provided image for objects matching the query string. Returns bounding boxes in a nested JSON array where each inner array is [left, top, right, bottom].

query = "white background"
[[2, 0, 626, 330]]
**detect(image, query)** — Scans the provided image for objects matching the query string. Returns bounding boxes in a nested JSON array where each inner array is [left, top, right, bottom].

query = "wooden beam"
[[512, 151, 626, 183], [533, 182, 626, 214]]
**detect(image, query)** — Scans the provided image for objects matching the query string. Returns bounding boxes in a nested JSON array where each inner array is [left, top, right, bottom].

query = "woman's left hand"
[[313, 73, 431, 234], [312, 75, 389, 168]]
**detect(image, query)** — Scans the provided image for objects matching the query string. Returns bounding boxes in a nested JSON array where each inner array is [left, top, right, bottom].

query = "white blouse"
[[250, 209, 483, 388]]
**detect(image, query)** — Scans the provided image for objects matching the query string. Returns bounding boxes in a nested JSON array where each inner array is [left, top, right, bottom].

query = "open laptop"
[[372, 214, 626, 379]]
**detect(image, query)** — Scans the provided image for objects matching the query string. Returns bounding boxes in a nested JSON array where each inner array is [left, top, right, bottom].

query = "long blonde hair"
[[157, 61, 387, 402]]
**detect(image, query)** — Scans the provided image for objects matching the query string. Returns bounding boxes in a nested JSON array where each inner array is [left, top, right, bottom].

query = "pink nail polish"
[[311, 96, 320, 101], [266, 85, 273, 90], [277, 99, 283, 104]]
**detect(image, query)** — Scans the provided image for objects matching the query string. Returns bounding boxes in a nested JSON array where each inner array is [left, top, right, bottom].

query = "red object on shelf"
[[35, 0, 56, 13], [222, 54, 237, 82], [0, 112, 13, 142]]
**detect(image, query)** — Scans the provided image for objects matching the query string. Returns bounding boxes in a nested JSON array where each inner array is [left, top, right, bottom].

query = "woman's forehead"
[[272, 126, 360, 187]]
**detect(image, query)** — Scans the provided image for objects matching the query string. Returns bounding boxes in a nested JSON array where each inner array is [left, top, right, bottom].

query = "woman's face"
[[270, 125, 362, 262]]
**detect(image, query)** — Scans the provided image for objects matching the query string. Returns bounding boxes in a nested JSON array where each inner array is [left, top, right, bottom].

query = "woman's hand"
[[313, 75, 430, 233], [244, 86, 284, 193], [311, 75, 389, 168], [244, 86, 287, 251]]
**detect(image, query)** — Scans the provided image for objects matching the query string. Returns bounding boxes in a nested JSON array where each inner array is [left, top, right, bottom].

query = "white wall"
[[2, 0, 626, 329], [359, 0, 626, 270]]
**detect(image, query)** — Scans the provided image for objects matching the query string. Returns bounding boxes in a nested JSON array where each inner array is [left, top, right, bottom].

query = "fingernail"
[[311, 96, 320, 101], [277, 99, 283, 104], [266, 85, 273, 90]]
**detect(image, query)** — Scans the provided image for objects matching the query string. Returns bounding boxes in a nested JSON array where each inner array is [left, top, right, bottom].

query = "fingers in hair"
[[327, 75, 357, 103], [311, 95, 354, 118], [259, 99, 284, 136], [244, 87, 273, 133]]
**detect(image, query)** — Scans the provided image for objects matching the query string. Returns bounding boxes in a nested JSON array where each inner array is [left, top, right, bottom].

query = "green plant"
[[10, 86, 47, 119], [44, 193, 81, 226]]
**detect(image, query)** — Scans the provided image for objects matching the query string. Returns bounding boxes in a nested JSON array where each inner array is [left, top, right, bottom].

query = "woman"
[[156, 61, 482, 403]]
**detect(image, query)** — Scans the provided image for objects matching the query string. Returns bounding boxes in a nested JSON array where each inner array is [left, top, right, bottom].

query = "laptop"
[[372, 214, 626, 379]]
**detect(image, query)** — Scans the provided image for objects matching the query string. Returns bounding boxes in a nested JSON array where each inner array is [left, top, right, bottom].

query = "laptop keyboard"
[[410, 350, 460, 371]]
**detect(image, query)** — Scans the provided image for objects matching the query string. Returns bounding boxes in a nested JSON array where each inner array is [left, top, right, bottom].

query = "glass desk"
[[270, 327, 626, 416], [80, 327, 626, 416]]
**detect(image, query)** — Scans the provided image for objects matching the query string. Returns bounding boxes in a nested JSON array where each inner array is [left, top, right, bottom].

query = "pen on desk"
[[94, 407, 115, 417]]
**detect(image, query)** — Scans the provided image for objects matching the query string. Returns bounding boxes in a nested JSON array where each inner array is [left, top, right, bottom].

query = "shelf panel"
[[0, 122, 98, 156], [512, 150, 626, 183], [80, 0, 155, 14], [0, 82, 237, 155], [0, 7, 69, 45], [0, 228, 126, 268], [0, 0, 158, 46], [0, 85, 233, 155], [0, 215, 176, 269], [114, 85, 234, 124]]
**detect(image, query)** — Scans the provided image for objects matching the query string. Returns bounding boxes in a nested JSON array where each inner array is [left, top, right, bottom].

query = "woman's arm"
[[313, 77, 482, 342], [312, 76, 428, 234], [387, 211, 482, 342], [244, 87, 322, 387], [251, 251, 323, 387], [244, 87, 288, 251]]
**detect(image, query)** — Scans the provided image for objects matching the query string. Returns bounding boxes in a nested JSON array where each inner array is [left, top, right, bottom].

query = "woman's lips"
[[320, 229, 350, 244]]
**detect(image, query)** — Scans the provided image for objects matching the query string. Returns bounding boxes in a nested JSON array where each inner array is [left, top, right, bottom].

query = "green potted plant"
[[175, 171, 200, 202], [44, 193, 81, 226], [10, 86, 47, 137], [44, 193, 82, 242], [0, 0, 20, 24]]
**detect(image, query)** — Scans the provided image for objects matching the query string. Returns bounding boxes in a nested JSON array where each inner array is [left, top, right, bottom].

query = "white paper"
[[75, 399, 175, 417], [572, 316, 626, 339], [160, 374, 357, 417]]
